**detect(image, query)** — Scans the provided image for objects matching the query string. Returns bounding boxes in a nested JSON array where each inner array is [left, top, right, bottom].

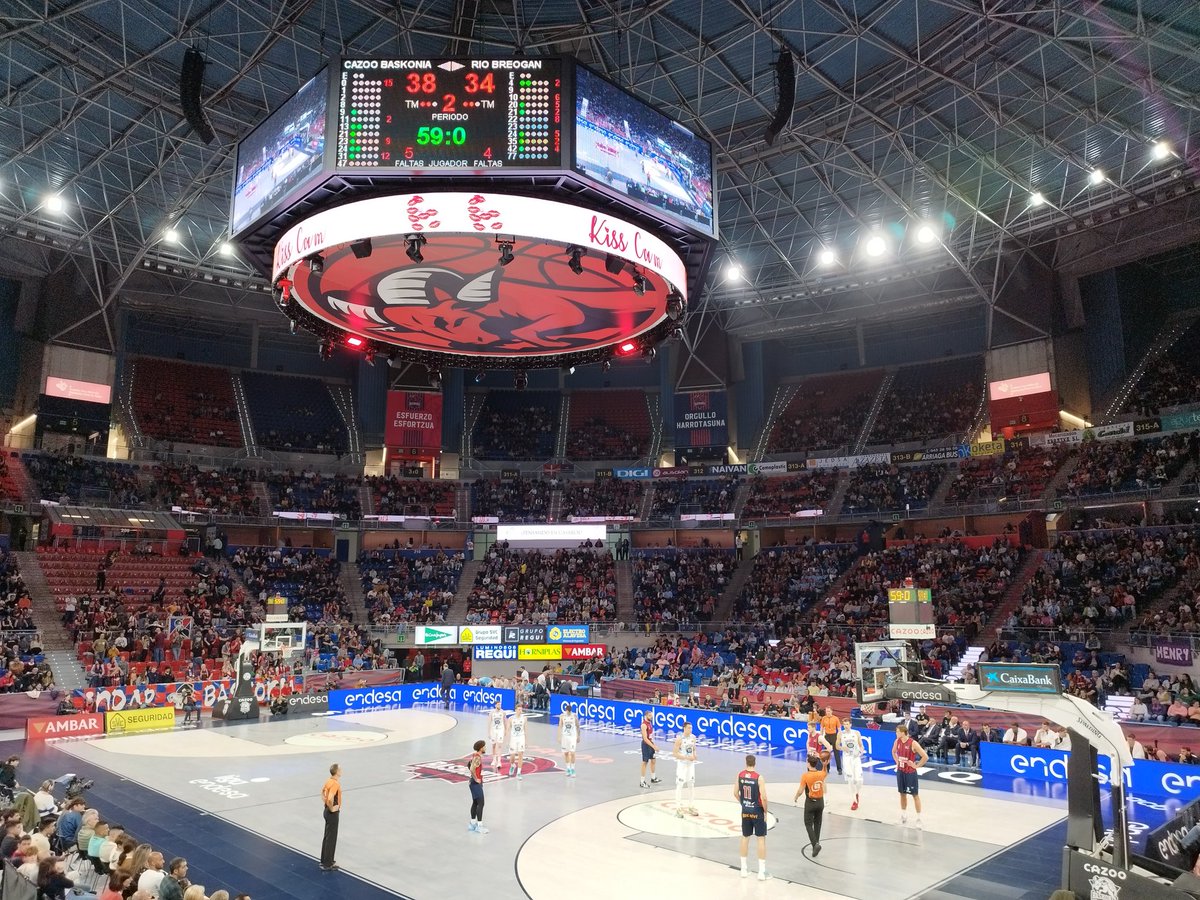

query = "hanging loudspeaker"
[[180, 48, 216, 144], [763, 49, 795, 146]]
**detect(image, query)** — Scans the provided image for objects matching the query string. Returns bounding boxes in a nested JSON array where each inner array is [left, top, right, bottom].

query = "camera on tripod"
[[63, 775, 94, 798]]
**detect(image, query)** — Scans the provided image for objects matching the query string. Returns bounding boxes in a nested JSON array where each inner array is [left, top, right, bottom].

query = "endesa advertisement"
[[328, 682, 515, 714], [981, 742, 1200, 798]]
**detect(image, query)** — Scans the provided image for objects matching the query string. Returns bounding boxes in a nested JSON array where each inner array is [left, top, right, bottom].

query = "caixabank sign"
[[976, 663, 1062, 695]]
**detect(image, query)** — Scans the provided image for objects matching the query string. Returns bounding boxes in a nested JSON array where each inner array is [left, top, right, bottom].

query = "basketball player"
[[793, 754, 828, 856], [892, 724, 928, 827], [672, 721, 698, 817], [639, 711, 661, 788], [558, 702, 580, 777], [467, 740, 489, 834], [838, 719, 866, 811], [506, 703, 528, 780], [488, 699, 506, 772], [735, 754, 769, 880], [806, 721, 832, 768]]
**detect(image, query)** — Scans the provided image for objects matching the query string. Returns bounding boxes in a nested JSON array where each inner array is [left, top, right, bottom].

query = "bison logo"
[[290, 234, 666, 357], [403, 753, 561, 783]]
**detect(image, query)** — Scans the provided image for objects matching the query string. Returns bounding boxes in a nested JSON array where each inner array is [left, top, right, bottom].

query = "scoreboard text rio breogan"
[[336, 58, 563, 171]]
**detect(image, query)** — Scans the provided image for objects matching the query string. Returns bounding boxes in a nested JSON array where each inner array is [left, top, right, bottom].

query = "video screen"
[[574, 66, 715, 237], [230, 67, 329, 237]]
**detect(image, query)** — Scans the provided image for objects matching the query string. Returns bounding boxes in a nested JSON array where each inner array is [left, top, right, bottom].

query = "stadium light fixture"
[[915, 224, 938, 245], [305, 252, 324, 274], [352, 238, 374, 260], [1152, 140, 1172, 161], [317, 340, 333, 361], [164, 228, 180, 243], [514, 370, 528, 391], [724, 262, 742, 282], [601, 359, 612, 373], [604, 253, 625, 275], [1029, 191, 1046, 207], [642, 346, 657, 363], [364, 348, 376, 367], [43, 194, 65, 214], [818, 247, 837, 266], [617, 341, 638, 355], [404, 235, 425, 263], [220, 241, 236, 257], [1089, 168, 1106, 186], [864, 234, 888, 257], [666, 290, 685, 321], [289, 319, 297, 336], [473, 371, 486, 384], [566, 245, 586, 275], [428, 368, 442, 390], [345, 336, 364, 348], [496, 240, 514, 267], [631, 271, 647, 296]]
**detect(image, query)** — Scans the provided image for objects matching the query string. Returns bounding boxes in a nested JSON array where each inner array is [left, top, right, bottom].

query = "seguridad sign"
[[457, 625, 503, 645], [105, 707, 177, 735]]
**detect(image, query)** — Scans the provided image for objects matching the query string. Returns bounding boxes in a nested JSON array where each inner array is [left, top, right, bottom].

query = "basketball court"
[[21, 701, 1072, 900]]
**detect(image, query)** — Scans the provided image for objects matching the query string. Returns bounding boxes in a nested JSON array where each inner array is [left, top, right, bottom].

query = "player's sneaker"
[[740, 868, 748, 879], [851, 800, 859, 811], [650, 776, 662, 784], [915, 818, 923, 829], [813, 843, 822, 857], [758, 870, 770, 881], [900, 813, 907, 825], [475, 824, 489, 834], [686, 807, 699, 816], [640, 779, 649, 788], [676, 808, 685, 818], [468, 821, 477, 832], [517, 773, 523, 781]]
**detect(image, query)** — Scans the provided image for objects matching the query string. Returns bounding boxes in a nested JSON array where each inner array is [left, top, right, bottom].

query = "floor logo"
[[403, 753, 560, 784]]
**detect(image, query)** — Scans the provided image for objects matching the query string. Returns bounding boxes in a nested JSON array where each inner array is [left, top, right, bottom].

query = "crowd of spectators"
[[232, 547, 349, 626], [24, 454, 141, 506], [0, 552, 47, 693], [1125, 322, 1200, 417], [145, 465, 257, 517], [946, 446, 1070, 505], [472, 395, 557, 460], [733, 544, 859, 632], [564, 417, 645, 460], [259, 422, 345, 456], [139, 385, 239, 448], [869, 359, 983, 446], [843, 463, 946, 513], [650, 475, 740, 519], [267, 470, 361, 517], [370, 476, 456, 518], [464, 544, 617, 624], [471, 477, 551, 521], [768, 399, 870, 454], [630, 548, 734, 626], [1065, 433, 1196, 496], [741, 472, 837, 519], [358, 548, 462, 626], [1009, 527, 1199, 637], [559, 478, 644, 520]]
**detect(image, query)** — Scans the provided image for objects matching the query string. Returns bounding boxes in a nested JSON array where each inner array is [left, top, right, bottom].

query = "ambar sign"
[[25, 713, 104, 742]]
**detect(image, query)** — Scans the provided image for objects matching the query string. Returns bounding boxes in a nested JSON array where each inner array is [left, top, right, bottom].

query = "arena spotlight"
[[604, 254, 625, 275], [404, 234, 424, 263], [915, 224, 938, 245], [364, 347, 376, 367], [345, 335, 365, 348], [563, 364, 576, 376], [164, 228, 180, 244], [566, 245, 586, 275], [514, 370, 528, 391], [631, 271, 647, 296], [617, 341, 638, 356], [43, 194, 65, 214], [818, 247, 837, 266], [666, 290, 685, 321], [1029, 191, 1046, 207], [496, 239, 514, 267], [1089, 168, 1106, 186], [220, 241, 236, 257], [1152, 140, 1172, 161], [305, 252, 324, 274], [724, 262, 743, 282], [289, 319, 297, 336], [865, 234, 888, 257], [351, 238, 373, 260]]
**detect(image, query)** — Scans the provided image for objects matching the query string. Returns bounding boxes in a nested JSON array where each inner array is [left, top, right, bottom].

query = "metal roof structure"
[[1, 0, 1198, 353]]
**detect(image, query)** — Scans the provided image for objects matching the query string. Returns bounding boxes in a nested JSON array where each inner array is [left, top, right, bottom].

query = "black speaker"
[[763, 49, 795, 146], [180, 48, 216, 144]]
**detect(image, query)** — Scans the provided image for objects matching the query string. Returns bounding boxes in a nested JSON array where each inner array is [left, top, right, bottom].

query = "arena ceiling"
[[1, 0, 1199, 353]]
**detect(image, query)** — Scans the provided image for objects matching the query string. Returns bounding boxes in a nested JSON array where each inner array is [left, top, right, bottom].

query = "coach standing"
[[320, 763, 342, 872]]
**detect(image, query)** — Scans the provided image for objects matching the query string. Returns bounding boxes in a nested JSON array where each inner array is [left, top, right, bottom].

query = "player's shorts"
[[469, 781, 483, 801], [561, 736, 577, 752], [844, 756, 864, 783], [510, 737, 526, 753], [641, 741, 656, 762], [896, 769, 919, 795], [490, 729, 505, 744], [676, 763, 695, 784], [741, 810, 767, 837]]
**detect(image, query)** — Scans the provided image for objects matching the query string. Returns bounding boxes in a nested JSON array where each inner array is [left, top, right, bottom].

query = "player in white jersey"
[[506, 703, 528, 780], [558, 702, 580, 777], [672, 721, 699, 817], [838, 719, 866, 810], [488, 699, 507, 771]]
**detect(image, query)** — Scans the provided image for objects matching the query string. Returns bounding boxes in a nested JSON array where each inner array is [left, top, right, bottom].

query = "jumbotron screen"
[[574, 65, 715, 238], [230, 67, 329, 237], [334, 58, 565, 171]]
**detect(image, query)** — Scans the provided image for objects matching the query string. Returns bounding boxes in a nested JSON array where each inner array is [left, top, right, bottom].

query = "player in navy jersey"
[[467, 740, 488, 834], [734, 754, 769, 880], [892, 724, 929, 827]]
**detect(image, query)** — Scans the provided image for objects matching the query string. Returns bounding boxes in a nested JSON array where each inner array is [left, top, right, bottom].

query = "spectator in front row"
[[138, 850, 166, 896], [54, 798, 85, 850], [36, 857, 74, 900], [159, 857, 188, 900], [1168, 697, 1190, 725]]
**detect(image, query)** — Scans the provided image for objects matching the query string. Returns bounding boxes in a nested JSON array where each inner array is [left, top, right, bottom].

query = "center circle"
[[617, 798, 779, 839], [284, 730, 388, 747]]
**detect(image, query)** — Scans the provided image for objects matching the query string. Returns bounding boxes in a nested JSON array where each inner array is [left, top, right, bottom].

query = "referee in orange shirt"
[[820, 707, 842, 776], [320, 763, 342, 872]]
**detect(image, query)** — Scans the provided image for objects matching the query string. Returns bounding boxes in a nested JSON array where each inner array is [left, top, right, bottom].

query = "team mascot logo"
[[403, 753, 561, 783], [291, 233, 665, 356]]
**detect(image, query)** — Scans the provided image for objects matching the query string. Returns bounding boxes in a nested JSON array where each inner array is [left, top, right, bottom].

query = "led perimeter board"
[[334, 57, 566, 171]]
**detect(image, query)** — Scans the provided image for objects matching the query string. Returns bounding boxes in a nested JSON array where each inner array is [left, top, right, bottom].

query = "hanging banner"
[[385, 391, 443, 450], [673, 391, 728, 449], [806, 452, 891, 470], [1088, 421, 1134, 441], [1153, 637, 1194, 668]]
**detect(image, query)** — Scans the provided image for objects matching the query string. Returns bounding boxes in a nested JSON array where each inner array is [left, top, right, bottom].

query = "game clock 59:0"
[[336, 58, 564, 170]]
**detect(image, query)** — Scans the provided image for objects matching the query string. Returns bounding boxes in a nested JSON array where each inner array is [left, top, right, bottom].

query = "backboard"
[[853, 640, 916, 704], [259, 621, 308, 656]]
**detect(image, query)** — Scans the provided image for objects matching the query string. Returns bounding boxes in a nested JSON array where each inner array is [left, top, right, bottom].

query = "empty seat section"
[[471, 391, 559, 460], [131, 357, 242, 447], [242, 372, 347, 454], [566, 390, 650, 459]]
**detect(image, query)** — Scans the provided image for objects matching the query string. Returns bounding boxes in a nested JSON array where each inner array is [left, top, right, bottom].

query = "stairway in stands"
[[339, 561, 368, 625], [986, 549, 1045, 631], [945, 645, 984, 683], [749, 382, 801, 462], [614, 560, 636, 623], [445, 558, 483, 622], [928, 465, 960, 508], [13, 551, 87, 691], [711, 555, 755, 621], [1042, 453, 1082, 499], [853, 369, 896, 453]]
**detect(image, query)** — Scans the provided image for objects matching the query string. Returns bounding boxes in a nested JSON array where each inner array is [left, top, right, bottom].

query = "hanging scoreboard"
[[334, 58, 565, 171]]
